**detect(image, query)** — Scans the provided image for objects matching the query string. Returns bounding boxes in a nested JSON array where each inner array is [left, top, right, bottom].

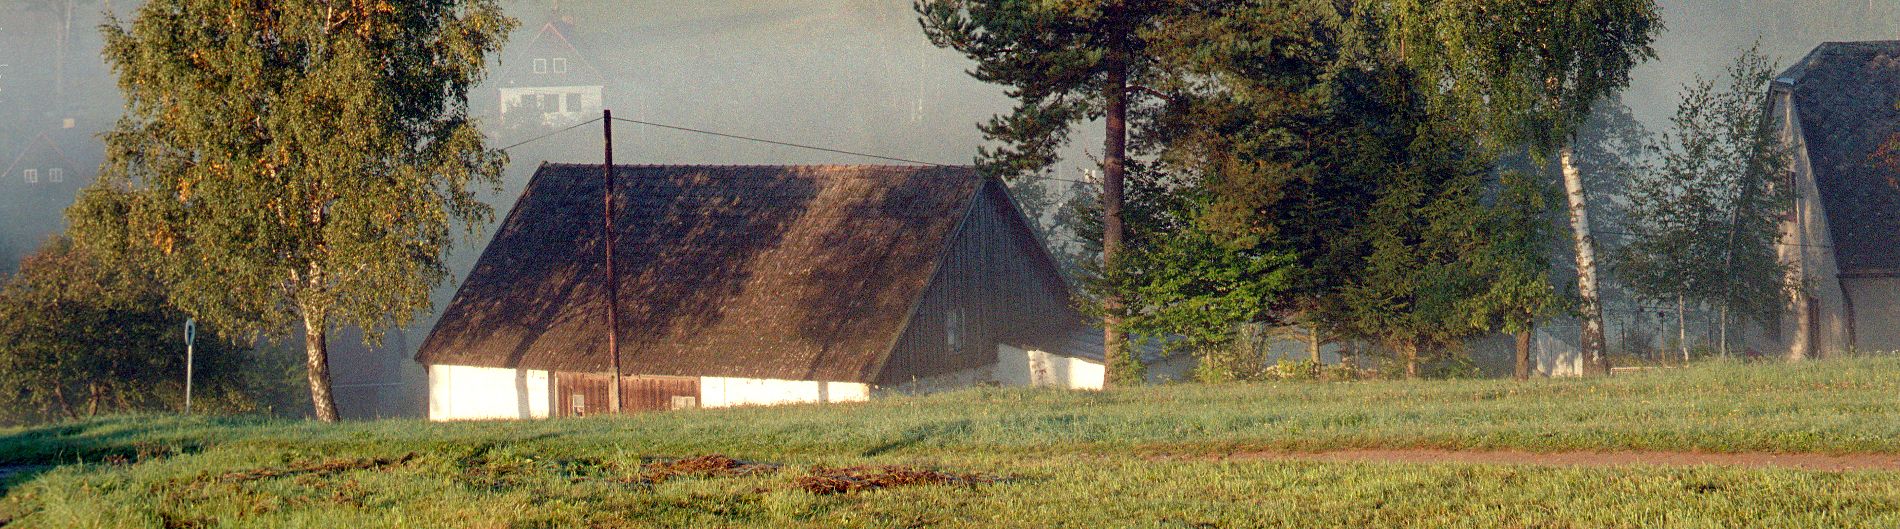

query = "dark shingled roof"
[[1780, 41, 1900, 273], [417, 164, 986, 383]]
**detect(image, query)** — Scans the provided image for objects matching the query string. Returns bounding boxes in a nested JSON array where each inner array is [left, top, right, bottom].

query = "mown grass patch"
[[3, 357, 1899, 527], [5, 451, 1900, 528]]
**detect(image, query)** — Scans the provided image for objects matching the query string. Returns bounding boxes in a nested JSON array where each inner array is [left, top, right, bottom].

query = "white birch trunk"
[[1677, 294, 1688, 364], [1561, 145, 1609, 374]]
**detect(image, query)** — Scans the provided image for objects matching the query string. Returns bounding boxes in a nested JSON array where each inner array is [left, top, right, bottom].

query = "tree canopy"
[[70, 0, 515, 421], [1047, 2, 1574, 380], [0, 237, 294, 425], [1615, 45, 1792, 356]]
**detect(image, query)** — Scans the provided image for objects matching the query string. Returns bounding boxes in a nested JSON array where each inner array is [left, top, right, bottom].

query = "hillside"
[[4, 357, 1900, 527]]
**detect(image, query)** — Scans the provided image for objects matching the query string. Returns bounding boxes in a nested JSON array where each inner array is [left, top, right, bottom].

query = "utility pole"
[[604, 109, 622, 414]]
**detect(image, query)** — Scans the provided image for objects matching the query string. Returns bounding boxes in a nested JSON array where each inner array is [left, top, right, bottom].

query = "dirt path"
[[1216, 449, 1900, 472]]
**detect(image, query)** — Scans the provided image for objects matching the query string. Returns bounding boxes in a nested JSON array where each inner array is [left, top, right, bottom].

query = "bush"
[[0, 238, 298, 426]]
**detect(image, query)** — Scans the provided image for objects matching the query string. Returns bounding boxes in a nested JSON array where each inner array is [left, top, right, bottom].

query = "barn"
[[1774, 41, 1900, 358], [416, 164, 1109, 420]]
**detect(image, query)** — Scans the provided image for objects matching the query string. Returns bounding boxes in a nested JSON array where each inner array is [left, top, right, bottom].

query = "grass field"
[[3, 357, 1900, 528]]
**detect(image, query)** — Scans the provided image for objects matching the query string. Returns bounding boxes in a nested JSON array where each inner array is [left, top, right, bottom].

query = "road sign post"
[[184, 318, 195, 414]]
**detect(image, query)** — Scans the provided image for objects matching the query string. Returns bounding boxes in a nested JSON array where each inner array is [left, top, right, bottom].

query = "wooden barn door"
[[621, 376, 700, 412], [553, 372, 611, 417], [554, 373, 699, 417]]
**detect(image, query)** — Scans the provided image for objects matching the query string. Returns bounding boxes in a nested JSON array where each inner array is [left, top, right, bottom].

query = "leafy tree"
[[1122, 2, 1514, 379], [1458, 171, 1568, 380], [918, 0, 1191, 384], [1065, 1, 1540, 380], [0, 237, 283, 425], [1095, 225, 1297, 382], [69, 1, 515, 421], [1615, 45, 1792, 360], [1386, 0, 1664, 375]]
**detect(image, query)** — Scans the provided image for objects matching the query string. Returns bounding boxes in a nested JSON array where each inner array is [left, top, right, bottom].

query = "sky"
[[0, 0, 1894, 300]]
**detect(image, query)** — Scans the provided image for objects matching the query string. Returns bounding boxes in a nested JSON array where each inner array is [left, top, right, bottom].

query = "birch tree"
[[1616, 46, 1792, 360], [69, 0, 514, 422], [1385, 0, 1663, 375]]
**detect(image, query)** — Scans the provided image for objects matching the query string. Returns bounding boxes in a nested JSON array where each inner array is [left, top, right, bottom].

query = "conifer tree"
[[1459, 171, 1567, 380], [69, 0, 514, 421], [918, 0, 1187, 384]]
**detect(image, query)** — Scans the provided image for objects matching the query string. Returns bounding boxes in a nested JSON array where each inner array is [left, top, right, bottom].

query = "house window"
[[566, 93, 582, 113], [553, 57, 568, 73], [533, 58, 548, 74], [570, 393, 585, 416], [946, 307, 965, 352], [22, 169, 37, 184], [48, 168, 62, 183]]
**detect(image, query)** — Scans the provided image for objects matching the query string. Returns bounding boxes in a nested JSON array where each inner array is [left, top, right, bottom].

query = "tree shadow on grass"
[[861, 419, 974, 457], [0, 415, 238, 467]]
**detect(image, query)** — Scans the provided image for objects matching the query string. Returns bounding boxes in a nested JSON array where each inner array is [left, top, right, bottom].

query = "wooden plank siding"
[[553, 372, 699, 416], [876, 179, 1086, 384]]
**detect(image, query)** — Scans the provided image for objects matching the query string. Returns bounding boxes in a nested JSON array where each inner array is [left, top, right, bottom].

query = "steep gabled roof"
[[417, 164, 986, 382], [496, 14, 607, 88], [2, 129, 81, 181], [1779, 41, 1900, 273]]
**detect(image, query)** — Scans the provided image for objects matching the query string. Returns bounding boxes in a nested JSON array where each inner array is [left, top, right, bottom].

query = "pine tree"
[[1332, 64, 1498, 379], [1141, 0, 1365, 350], [68, 1, 514, 422], [918, 0, 1191, 384]]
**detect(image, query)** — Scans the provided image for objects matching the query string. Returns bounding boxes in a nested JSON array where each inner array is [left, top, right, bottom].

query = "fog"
[[1626, 1, 1900, 127], [0, 1, 1893, 414]]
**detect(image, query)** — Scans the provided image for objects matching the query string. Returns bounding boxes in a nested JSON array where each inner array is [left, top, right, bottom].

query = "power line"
[[495, 116, 603, 152], [507, 113, 1103, 187], [610, 116, 949, 167], [608, 115, 1109, 188]]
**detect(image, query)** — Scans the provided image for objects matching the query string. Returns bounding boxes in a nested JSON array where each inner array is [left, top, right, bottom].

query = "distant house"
[[417, 164, 1125, 420], [1774, 41, 1900, 357], [495, 12, 605, 127], [3, 126, 85, 191], [0, 122, 94, 256]]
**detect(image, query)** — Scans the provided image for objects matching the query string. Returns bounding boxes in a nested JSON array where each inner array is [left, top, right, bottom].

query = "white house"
[[1772, 41, 1900, 358], [495, 12, 605, 127]]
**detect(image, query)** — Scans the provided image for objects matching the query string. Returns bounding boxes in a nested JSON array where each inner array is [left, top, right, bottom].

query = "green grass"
[[4, 357, 1900, 527]]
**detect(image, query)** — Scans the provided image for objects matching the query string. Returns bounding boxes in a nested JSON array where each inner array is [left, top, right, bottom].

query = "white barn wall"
[[699, 377, 869, 408], [1776, 94, 1854, 358], [428, 364, 551, 421], [995, 344, 1105, 390]]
